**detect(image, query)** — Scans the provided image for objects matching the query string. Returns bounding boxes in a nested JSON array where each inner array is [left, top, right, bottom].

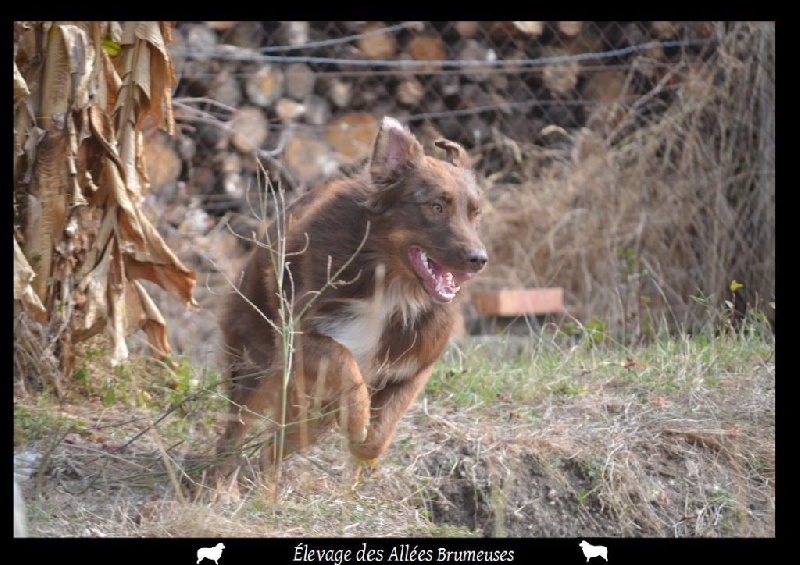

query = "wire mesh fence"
[[168, 21, 717, 184], [160, 21, 774, 332]]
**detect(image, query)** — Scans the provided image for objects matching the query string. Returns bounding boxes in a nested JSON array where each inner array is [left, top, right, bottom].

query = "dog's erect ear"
[[434, 139, 471, 168], [369, 117, 424, 185]]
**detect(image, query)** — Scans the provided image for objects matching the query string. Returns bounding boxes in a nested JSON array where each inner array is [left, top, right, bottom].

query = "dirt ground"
[[15, 370, 775, 538]]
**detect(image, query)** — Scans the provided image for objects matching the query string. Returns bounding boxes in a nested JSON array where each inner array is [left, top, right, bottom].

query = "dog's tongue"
[[410, 248, 474, 303], [452, 270, 477, 284]]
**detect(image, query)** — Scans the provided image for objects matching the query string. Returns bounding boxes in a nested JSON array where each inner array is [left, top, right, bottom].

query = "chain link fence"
[[169, 21, 716, 182], [160, 21, 774, 332]]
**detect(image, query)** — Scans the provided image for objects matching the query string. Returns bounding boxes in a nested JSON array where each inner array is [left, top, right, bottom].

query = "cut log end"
[[459, 40, 497, 82], [275, 98, 306, 122], [407, 34, 445, 71], [454, 21, 480, 38], [511, 21, 544, 38], [358, 23, 397, 60], [324, 77, 353, 109], [557, 21, 583, 37], [304, 95, 331, 126], [230, 106, 269, 153], [283, 132, 339, 184], [284, 63, 315, 102], [324, 113, 380, 165], [245, 65, 284, 108], [396, 78, 425, 107]]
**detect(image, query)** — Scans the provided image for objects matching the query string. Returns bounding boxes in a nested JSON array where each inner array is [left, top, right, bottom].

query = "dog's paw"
[[350, 456, 379, 486], [352, 456, 378, 468], [348, 436, 383, 463]]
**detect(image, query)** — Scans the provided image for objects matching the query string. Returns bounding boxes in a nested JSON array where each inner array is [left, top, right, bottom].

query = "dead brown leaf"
[[14, 21, 195, 380]]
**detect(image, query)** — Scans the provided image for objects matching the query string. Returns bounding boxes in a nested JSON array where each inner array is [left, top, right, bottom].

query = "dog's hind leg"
[[215, 362, 278, 480], [259, 392, 336, 470]]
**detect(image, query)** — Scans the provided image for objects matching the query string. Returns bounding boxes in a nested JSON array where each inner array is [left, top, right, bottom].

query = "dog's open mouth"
[[409, 246, 476, 303]]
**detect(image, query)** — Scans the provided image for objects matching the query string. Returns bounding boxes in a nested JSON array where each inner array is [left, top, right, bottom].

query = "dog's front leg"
[[299, 332, 371, 449], [349, 364, 434, 462]]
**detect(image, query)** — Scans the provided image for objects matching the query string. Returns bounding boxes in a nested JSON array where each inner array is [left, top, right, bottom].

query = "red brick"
[[472, 288, 565, 317]]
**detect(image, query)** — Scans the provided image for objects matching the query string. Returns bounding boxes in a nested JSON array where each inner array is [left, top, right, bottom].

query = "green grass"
[[427, 319, 773, 420], [14, 402, 72, 447], [14, 307, 775, 537]]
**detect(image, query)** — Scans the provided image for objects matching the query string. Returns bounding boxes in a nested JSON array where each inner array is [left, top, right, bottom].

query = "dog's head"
[[363, 117, 487, 303]]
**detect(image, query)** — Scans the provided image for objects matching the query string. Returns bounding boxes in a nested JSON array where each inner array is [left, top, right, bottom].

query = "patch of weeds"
[[552, 319, 606, 349], [14, 403, 63, 445], [750, 455, 772, 477], [101, 364, 128, 406], [425, 367, 462, 400], [83, 343, 108, 362], [707, 489, 745, 534], [580, 458, 605, 483], [690, 280, 774, 344], [585, 317, 608, 346], [431, 345, 581, 414], [139, 356, 226, 429], [576, 487, 598, 508], [427, 364, 493, 408], [512, 407, 541, 423], [557, 321, 579, 339], [549, 382, 584, 397], [145, 356, 210, 409], [396, 434, 415, 453], [620, 362, 681, 400], [71, 367, 91, 394], [569, 458, 606, 509]]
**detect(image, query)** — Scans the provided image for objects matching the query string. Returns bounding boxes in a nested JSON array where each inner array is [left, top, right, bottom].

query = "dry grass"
[[14, 311, 774, 538], [474, 22, 774, 332], [417, 324, 775, 537], [14, 311, 62, 399]]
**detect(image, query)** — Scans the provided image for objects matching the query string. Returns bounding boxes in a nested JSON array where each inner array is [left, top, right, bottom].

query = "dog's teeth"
[[419, 251, 427, 264]]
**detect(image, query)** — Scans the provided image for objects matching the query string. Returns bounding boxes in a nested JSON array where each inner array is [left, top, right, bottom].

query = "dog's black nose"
[[466, 248, 488, 271]]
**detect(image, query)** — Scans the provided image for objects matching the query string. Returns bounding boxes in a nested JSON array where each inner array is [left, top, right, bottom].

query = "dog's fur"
[[216, 117, 487, 474]]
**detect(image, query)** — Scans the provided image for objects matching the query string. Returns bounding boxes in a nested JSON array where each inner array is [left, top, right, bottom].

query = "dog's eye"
[[431, 202, 444, 214]]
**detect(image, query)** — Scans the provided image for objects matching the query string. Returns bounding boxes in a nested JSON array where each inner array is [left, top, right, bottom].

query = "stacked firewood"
[[151, 21, 714, 217]]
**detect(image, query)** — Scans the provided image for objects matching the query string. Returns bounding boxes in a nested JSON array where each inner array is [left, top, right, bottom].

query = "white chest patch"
[[315, 278, 429, 383]]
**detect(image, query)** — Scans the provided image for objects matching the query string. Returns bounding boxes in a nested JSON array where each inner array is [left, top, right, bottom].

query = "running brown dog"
[[216, 117, 487, 476]]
